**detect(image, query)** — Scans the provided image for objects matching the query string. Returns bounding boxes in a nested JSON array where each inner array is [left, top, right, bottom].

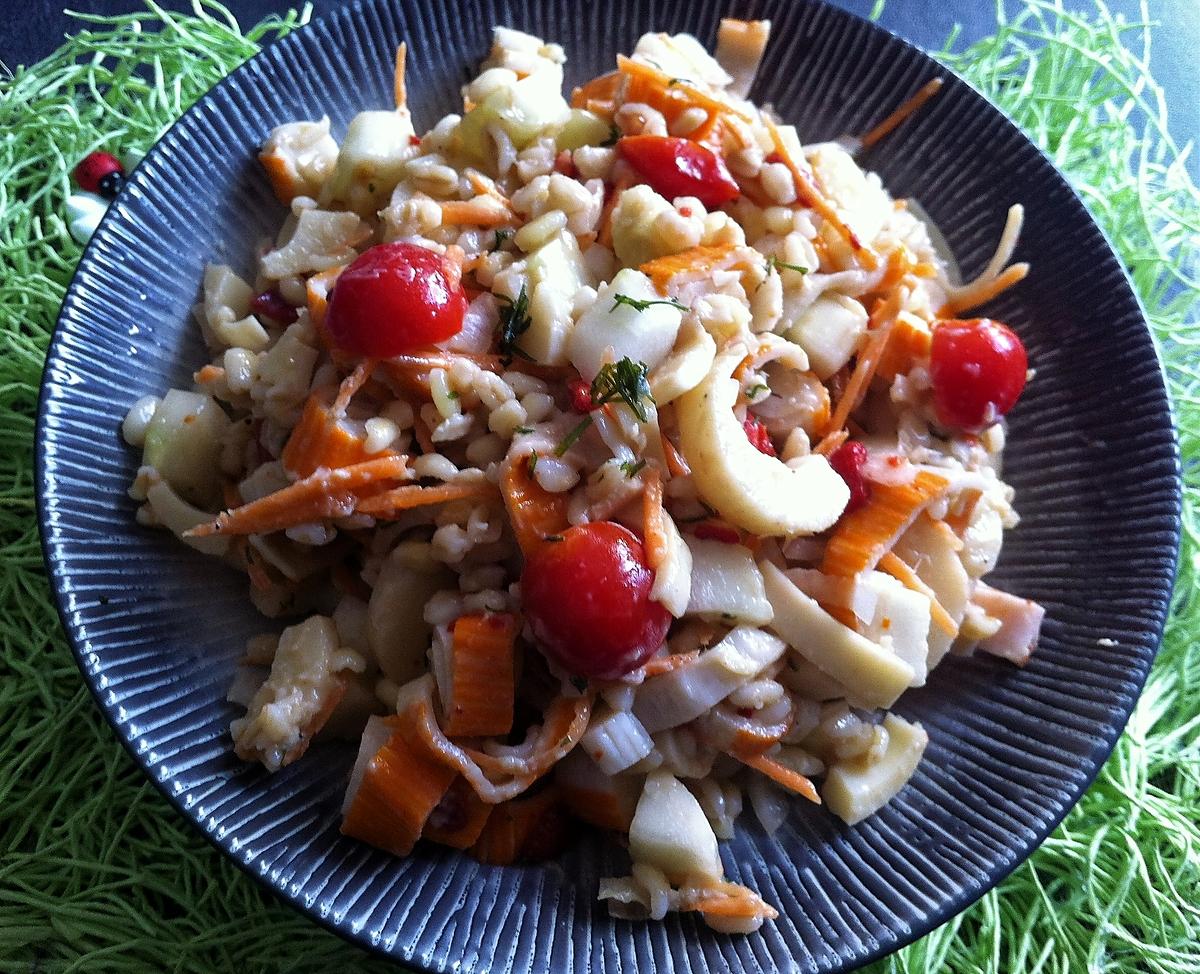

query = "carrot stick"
[[878, 551, 959, 637], [821, 470, 949, 577], [439, 197, 512, 227], [688, 883, 779, 920], [660, 432, 691, 477], [355, 480, 497, 519], [820, 293, 901, 441], [939, 263, 1029, 316], [736, 750, 821, 804], [858, 78, 944, 149], [638, 244, 739, 295], [570, 70, 621, 111], [640, 650, 700, 678], [441, 613, 518, 738], [501, 459, 570, 556], [393, 42, 408, 110], [331, 358, 376, 416], [187, 455, 411, 538], [642, 467, 668, 569]]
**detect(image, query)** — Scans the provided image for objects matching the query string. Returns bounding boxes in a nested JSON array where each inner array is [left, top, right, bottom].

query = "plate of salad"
[[36, 0, 1179, 971]]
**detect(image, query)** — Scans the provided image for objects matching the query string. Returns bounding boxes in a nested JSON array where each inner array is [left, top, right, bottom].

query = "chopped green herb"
[[610, 293, 689, 314], [554, 416, 593, 456], [491, 228, 513, 251], [526, 450, 539, 477], [514, 425, 534, 435], [746, 383, 769, 400], [590, 357, 655, 422], [496, 285, 534, 364], [765, 254, 809, 275], [446, 390, 460, 401], [620, 458, 648, 478], [544, 534, 565, 543], [601, 123, 621, 148], [668, 77, 688, 87]]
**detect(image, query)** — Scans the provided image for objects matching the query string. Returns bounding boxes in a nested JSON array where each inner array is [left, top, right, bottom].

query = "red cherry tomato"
[[326, 243, 467, 356], [930, 318, 1028, 430], [618, 136, 740, 208], [522, 522, 671, 680], [742, 415, 776, 457], [828, 441, 872, 514]]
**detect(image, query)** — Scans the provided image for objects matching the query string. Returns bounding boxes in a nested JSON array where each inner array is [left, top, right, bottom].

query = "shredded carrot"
[[500, 458, 570, 556], [187, 455, 411, 538], [615, 56, 748, 141], [688, 882, 779, 920], [422, 777, 493, 849], [442, 613, 518, 738], [765, 119, 879, 271], [640, 650, 700, 678], [469, 787, 566, 865], [875, 313, 933, 382], [819, 292, 902, 441], [393, 42, 408, 110], [331, 358, 376, 415], [241, 541, 274, 592], [282, 395, 374, 479], [859, 78, 944, 149], [570, 70, 621, 111], [812, 427, 848, 458], [736, 750, 821, 804], [438, 197, 512, 227], [642, 467, 668, 569], [660, 432, 691, 477], [878, 551, 959, 637], [939, 263, 1029, 316], [341, 713, 457, 858], [821, 470, 949, 577], [638, 243, 740, 296], [355, 480, 497, 519], [598, 175, 634, 249], [943, 488, 982, 536], [412, 412, 436, 454]]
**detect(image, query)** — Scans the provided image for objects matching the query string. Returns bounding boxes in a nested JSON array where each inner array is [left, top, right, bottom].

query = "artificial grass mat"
[[0, 1, 1196, 971]]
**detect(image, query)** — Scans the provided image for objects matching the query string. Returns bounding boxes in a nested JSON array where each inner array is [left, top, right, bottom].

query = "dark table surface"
[[4, 0, 1198, 170]]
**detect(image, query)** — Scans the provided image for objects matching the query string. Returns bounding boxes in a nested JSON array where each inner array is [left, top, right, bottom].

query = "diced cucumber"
[[142, 389, 230, 508]]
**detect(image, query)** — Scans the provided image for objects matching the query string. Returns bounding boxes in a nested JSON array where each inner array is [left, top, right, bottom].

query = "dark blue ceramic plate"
[[36, 0, 1180, 971]]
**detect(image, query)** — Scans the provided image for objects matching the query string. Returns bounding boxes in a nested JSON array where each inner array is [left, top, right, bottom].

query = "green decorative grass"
[[0, 2, 1196, 971]]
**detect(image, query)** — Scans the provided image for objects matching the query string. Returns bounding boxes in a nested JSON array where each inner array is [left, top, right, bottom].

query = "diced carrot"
[[820, 470, 949, 577], [736, 750, 821, 804], [439, 197, 512, 227], [501, 458, 570, 556], [639, 244, 740, 296], [878, 551, 959, 637], [858, 78, 944, 149], [422, 777, 493, 849], [441, 613, 518, 738], [194, 364, 224, 385], [765, 119, 879, 271], [642, 467, 668, 570], [875, 312, 933, 382], [282, 392, 389, 479], [355, 480, 498, 519], [468, 787, 567, 865], [570, 70, 621, 111], [341, 713, 458, 857], [186, 455, 411, 538]]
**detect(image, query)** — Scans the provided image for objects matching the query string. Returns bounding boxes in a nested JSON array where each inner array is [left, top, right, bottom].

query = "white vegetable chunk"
[[677, 347, 849, 536], [610, 184, 678, 268], [568, 268, 682, 380], [893, 515, 970, 670], [648, 315, 717, 406], [367, 542, 454, 685], [582, 709, 656, 775], [684, 537, 773, 625], [328, 110, 417, 213], [761, 561, 914, 709], [807, 142, 893, 246], [142, 389, 230, 508], [519, 232, 588, 365], [857, 571, 932, 687], [822, 714, 928, 825], [634, 626, 785, 733], [629, 771, 724, 884], [144, 479, 229, 558], [781, 293, 868, 380]]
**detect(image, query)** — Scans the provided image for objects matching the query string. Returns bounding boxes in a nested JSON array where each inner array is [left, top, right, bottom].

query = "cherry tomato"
[[326, 242, 467, 356], [522, 522, 671, 680], [618, 135, 740, 208], [742, 415, 776, 457], [930, 318, 1028, 430], [828, 441, 872, 514]]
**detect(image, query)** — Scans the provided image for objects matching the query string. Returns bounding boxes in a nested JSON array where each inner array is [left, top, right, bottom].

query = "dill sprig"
[[495, 284, 534, 364], [610, 293, 689, 314]]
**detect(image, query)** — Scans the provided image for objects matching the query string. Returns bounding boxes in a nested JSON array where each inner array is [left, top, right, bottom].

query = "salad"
[[121, 19, 1044, 930]]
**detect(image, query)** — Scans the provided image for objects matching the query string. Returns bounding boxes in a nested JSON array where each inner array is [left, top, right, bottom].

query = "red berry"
[[828, 441, 872, 513], [930, 318, 1028, 430], [326, 243, 467, 356], [74, 151, 124, 195], [250, 289, 299, 325], [618, 135, 740, 208], [742, 415, 776, 457], [568, 377, 596, 413], [522, 522, 671, 680]]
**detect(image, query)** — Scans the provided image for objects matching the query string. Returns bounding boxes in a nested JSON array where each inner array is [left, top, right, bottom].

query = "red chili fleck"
[[828, 441, 872, 513], [886, 454, 902, 468], [568, 377, 597, 413], [743, 415, 776, 457], [693, 521, 742, 544], [73, 151, 124, 194], [554, 149, 578, 179], [678, 205, 693, 217], [250, 289, 299, 325], [409, 134, 422, 146]]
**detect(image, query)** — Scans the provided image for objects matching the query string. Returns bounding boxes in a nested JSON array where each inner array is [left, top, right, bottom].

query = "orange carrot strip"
[[766, 119, 878, 271], [501, 459, 571, 556], [878, 551, 959, 637], [187, 455, 411, 538], [393, 42, 408, 110], [259, 150, 302, 205], [813, 428, 848, 458], [821, 470, 949, 577], [641, 650, 701, 678], [439, 197, 512, 227], [943, 489, 982, 536], [821, 295, 901, 439], [331, 359, 376, 416], [939, 263, 1029, 316], [875, 313, 932, 382], [642, 467, 668, 569], [736, 750, 821, 804], [341, 714, 457, 857], [688, 883, 779, 920], [442, 613, 518, 738], [422, 777, 493, 849], [859, 78, 944, 149], [355, 480, 497, 519], [615, 56, 750, 140], [412, 413, 436, 454], [306, 264, 346, 344], [570, 70, 621, 111], [468, 787, 566, 865], [660, 432, 691, 477], [639, 244, 740, 295]]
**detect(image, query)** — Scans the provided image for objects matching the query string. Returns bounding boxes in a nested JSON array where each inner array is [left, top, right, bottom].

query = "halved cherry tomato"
[[326, 242, 467, 356], [743, 415, 776, 457], [828, 441, 872, 514], [522, 522, 671, 680], [930, 318, 1028, 430], [618, 135, 740, 208]]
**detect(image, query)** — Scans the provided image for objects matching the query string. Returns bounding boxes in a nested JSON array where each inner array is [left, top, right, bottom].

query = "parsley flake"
[[610, 293, 689, 314], [590, 357, 655, 422], [555, 416, 593, 456], [496, 285, 534, 365], [601, 124, 621, 148], [526, 451, 539, 477], [746, 383, 769, 400], [514, 425, 534, 435], [491, 228, 513, 251], [620, 458, 648, 478], [765, 254, 809, 275]]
